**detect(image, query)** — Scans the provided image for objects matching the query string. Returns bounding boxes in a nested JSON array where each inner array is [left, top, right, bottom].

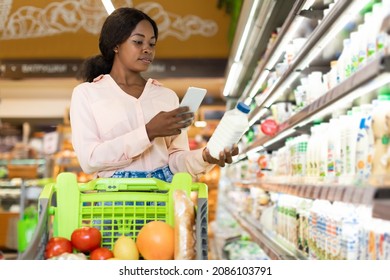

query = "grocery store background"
[[0, 0, 237, 259], [2, 0, 390, 261]]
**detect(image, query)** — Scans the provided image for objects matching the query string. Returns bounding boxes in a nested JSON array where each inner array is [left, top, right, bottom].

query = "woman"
[[70, 7, 238, 182]]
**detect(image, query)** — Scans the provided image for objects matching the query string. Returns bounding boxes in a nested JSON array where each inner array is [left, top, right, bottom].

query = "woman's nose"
[[143, 45, 152, 53]]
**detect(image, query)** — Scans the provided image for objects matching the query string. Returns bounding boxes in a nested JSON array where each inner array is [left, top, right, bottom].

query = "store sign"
[[0, 58, 227, 79], [0, 59, 81, 79]]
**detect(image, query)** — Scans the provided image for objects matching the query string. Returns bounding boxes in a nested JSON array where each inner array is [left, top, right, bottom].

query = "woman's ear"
[[114, 46, 118, 53]]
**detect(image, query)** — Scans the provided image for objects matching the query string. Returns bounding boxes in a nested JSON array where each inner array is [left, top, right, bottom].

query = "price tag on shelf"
[[343, 187, 355, 203], [297, 185, 304, 197], [292, 185, 300, 197], [320, 186, 329, 200], [312, 186, 321, 199], [334, 186, 345, 202], [361, 188, 376, 205], [299, 186, 307, 198], [327, 187, 337, 202], [324, 90, 334, 105], [305, 186, 314, 199], [318, 95, 327, 109], [351, 188, 364, 204]]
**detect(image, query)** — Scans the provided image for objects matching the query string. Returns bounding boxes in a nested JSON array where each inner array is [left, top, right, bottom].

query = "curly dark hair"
[[77, 7, 158, 82]]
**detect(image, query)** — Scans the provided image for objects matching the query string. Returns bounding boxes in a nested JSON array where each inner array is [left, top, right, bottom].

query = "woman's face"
[[115, 19, 157, 73]]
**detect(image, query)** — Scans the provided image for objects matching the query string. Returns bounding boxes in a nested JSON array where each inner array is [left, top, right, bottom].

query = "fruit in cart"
[[47, 252, 87, 260], [136, 221, 174, 260], [113, 235, 139, 260], [71, 227, 102, 253], [44, 237, 73, 259], [89, 247, 114, 260]]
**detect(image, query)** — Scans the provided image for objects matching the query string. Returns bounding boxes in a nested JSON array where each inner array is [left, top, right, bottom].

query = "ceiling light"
[[223, 62, 243, 97], [101, 0, 115, 14], [234, 0, 261, 62], [194, 121, 207, 128]]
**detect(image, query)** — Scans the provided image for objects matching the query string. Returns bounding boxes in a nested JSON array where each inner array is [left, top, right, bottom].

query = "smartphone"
[[179, 86, 207, 113]]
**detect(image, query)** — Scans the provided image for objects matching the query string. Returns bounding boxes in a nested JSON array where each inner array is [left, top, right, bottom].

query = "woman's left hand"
[[202, 144, 239, 167]]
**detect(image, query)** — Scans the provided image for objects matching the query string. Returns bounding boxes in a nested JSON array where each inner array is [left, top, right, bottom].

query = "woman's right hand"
[[146, 106, 194, 141]]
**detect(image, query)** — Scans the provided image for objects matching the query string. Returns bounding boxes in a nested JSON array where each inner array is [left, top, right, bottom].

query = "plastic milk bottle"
[[207, 102, 250, 159]]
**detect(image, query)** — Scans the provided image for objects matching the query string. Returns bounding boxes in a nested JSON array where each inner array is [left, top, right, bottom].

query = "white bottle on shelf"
[[206, 102, 250, 159]]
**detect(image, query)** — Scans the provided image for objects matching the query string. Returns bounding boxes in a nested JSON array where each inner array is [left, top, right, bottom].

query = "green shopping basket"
[[18, 172, 208, 260]]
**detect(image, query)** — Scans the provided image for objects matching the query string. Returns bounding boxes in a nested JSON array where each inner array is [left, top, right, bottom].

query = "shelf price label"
[[320, 186, 330, 200], [361, 188, 376, 205], [343, 187, 355, 203], [351, 188, 366, 204], [327, 187, 337, 202], [312, 186, 321, 199], [304, 186, 313, 199], [298, 185, 305, 197], [334, 186, 345, 202]]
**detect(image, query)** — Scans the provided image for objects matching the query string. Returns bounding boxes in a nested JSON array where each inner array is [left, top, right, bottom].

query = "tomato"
[[45, 237, 73, 259], [89, 247, 114, 260], [71, 227, 101, 253]]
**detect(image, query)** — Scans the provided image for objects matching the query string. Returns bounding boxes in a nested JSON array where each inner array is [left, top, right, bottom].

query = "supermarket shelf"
[[244, 55, 390, 154], [373, 200, 390, 221], [0, 181, 21, 188], [237, 0, 310, 105], [224, 204, 307, 260], [247, 0, 352, 125], [0, 159, 46, 167], [234, 179, 390, 221], [225, 0, 297, 102]]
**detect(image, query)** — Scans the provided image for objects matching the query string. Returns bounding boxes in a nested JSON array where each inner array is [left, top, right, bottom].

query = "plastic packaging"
[[174, 189, 196, 260], [207, 102, 250, 159], [370, 87, 390, 186]]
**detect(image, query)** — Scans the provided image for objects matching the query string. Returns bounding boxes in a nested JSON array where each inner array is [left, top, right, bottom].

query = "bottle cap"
[[236, 102, 250, 114], [378, 85, 390, 100], [359, 118, 366, 129]]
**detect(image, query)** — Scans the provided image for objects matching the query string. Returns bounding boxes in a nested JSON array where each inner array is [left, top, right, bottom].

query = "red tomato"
[[71, 227, 101, 253], [90, 247, 114, 260], [45, 237, 73, 259]]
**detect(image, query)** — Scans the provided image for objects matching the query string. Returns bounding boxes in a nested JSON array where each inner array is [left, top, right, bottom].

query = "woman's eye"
[[132, 40, 143, 45], [149, 43, 156, 48]]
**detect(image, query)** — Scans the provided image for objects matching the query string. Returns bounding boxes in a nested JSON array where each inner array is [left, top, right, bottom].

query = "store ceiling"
[[0, 0, 233, 124]]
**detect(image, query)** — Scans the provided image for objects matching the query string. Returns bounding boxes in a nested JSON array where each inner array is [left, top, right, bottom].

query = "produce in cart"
[[19, 172, 208, 260], [136, 221, 174, 260]]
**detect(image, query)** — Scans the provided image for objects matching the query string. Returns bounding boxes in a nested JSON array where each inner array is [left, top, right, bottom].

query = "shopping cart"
[[18, 172, 208, 260], [17, 178, 54, 254]]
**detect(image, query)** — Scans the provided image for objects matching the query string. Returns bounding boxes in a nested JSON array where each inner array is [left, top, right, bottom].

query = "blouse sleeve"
[[165, 98, 215, 180]]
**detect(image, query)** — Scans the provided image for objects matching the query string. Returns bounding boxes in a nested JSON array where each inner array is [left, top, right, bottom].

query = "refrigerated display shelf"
[[246, 0, 353, 125], [224, 203, 307, 260], [237, 0, 307, 104], [244, 55, 390, 153], [225, 0, 297, 103], [233, 179, 390, 221]]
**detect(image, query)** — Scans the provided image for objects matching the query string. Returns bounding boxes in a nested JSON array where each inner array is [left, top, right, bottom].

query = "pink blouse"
[[70, 74, 213, 180]]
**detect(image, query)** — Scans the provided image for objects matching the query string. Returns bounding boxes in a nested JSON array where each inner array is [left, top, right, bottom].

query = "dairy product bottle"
[[327, 118, 341, 183], [370, 87, 390, 186], [360, 103, 375, 181], [356, 117, 368, 185], [206, 102, 250, 159]]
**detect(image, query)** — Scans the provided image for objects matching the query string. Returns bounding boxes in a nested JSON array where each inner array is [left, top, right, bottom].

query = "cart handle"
[[79, 177, 169, 192]]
